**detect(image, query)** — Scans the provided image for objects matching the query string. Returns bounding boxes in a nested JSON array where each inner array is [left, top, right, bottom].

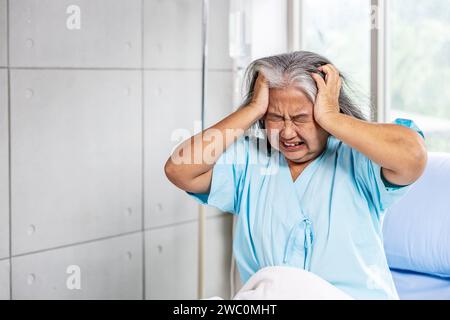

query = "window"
[[302, 0, 372, 119], [388, 0, 450, 152], [298, 0, 450, 152]]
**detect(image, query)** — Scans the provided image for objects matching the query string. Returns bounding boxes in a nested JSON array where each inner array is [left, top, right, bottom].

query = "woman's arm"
[[319, 113, 427, 185], [164, 73, 269, 194], [311, 64, 427, 186]]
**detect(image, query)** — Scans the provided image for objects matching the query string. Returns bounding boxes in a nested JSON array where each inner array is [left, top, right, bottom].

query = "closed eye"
[[266, 113, 284, 122], [292, 115, 310, 123]]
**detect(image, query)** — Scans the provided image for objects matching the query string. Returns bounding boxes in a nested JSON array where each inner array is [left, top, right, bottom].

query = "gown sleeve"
[[185, 135, 250, 215], [352, 118, 425, 214]]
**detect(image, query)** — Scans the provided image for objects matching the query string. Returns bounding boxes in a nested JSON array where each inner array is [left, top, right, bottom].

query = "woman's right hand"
[[249, 72, 270, 118], [166, 70, 270, 194]]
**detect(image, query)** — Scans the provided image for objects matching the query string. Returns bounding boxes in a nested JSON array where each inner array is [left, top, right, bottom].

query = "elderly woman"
[[164, 51, 427, 299]]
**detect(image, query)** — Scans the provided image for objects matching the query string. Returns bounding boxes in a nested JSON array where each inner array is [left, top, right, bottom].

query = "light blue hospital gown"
[[187, 118, 424, 299]]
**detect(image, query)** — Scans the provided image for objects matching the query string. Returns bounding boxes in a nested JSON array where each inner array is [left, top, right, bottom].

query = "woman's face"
[[264, 85, 329, 163]]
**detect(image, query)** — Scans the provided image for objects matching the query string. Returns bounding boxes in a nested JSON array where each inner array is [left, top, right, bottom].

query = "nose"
[[280, 120, 297, 140]]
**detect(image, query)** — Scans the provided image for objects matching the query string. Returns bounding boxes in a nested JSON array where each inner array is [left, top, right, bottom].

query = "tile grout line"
[[140, 0, 146, 301], [6, 0, 12, 300], [3, 215, 223, 261], [10, 229, 144, 259], [7, 66, 232, 72]]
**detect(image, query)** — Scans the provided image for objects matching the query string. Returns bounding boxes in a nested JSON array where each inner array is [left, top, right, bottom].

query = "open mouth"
[[281, 141, 305, 151]]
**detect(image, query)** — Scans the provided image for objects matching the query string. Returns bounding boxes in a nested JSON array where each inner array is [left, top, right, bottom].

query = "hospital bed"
[[383, 152, 450, 299]]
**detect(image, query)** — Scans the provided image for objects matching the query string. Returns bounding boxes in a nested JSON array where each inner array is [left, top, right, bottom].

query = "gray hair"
[[239, 51, 369, 132]]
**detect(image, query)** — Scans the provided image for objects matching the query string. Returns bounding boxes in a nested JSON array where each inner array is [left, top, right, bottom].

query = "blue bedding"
[[391, 269, 450, 300], [383, 152, 450, 299]]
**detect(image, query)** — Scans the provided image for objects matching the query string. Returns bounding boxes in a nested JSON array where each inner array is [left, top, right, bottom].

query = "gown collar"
[[278, 134, 331, 199]]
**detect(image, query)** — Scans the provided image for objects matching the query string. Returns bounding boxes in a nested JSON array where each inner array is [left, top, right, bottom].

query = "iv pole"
[[197, 0, 209, 300]]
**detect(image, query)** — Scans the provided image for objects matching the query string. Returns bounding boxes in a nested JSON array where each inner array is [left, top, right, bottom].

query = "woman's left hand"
[[310, 64, 342, 126]]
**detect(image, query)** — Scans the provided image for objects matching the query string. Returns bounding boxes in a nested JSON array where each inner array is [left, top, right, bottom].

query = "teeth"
[[284, 142, 302, 147]]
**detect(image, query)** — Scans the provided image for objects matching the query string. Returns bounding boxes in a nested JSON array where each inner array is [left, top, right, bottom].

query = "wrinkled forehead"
[[268, 86, 313, 114]]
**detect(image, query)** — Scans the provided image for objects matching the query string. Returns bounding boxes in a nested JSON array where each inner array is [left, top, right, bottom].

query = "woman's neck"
[[287, 157, 315, 182]]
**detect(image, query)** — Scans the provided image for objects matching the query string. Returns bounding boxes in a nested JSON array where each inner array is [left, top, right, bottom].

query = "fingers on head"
[[311, 72, 326, 89], [319, 64, 340, 78]]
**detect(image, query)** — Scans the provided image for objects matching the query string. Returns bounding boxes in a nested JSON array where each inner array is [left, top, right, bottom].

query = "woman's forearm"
[[165, 72, 269, 192], [165, 103, 264, 185], [318, 113, 427, 185]]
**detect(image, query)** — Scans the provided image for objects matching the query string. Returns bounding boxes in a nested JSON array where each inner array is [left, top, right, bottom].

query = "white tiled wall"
[[0, 259, 9, 300], [1, 0, 234, 299], [0, 69, 8, 260], [143, 71, 234, 228], [145, 214, 232, 299], [0, 0, 6, 67], [11, 233, 142, 299], [145, 70, 202, 228], [146, 220, 198, 299], [0, 259, 10, 300], [205, 71, 234, 127], [144, 0, 202, 69], [9, 0, 142, 68], [203, 214, 233, 298], [208, 0, 233, 70], [10, 69, 142, 255], [143, 0, 232, 70]]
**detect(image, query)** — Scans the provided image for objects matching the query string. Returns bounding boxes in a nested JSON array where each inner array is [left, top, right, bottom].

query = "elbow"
[[387, 130, 428, 186], [164, 157, 179, 186], [405, 132, 428, 182], [414, 139, 428, 179], [164, 157, 193, 191]]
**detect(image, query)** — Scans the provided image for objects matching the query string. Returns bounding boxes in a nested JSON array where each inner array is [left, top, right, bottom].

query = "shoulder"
[[328, 133, 368, 160], [326, 135, 371, 182]]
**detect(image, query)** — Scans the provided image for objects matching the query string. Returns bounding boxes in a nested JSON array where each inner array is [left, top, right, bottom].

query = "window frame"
[[288, 0, 389, 122]]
